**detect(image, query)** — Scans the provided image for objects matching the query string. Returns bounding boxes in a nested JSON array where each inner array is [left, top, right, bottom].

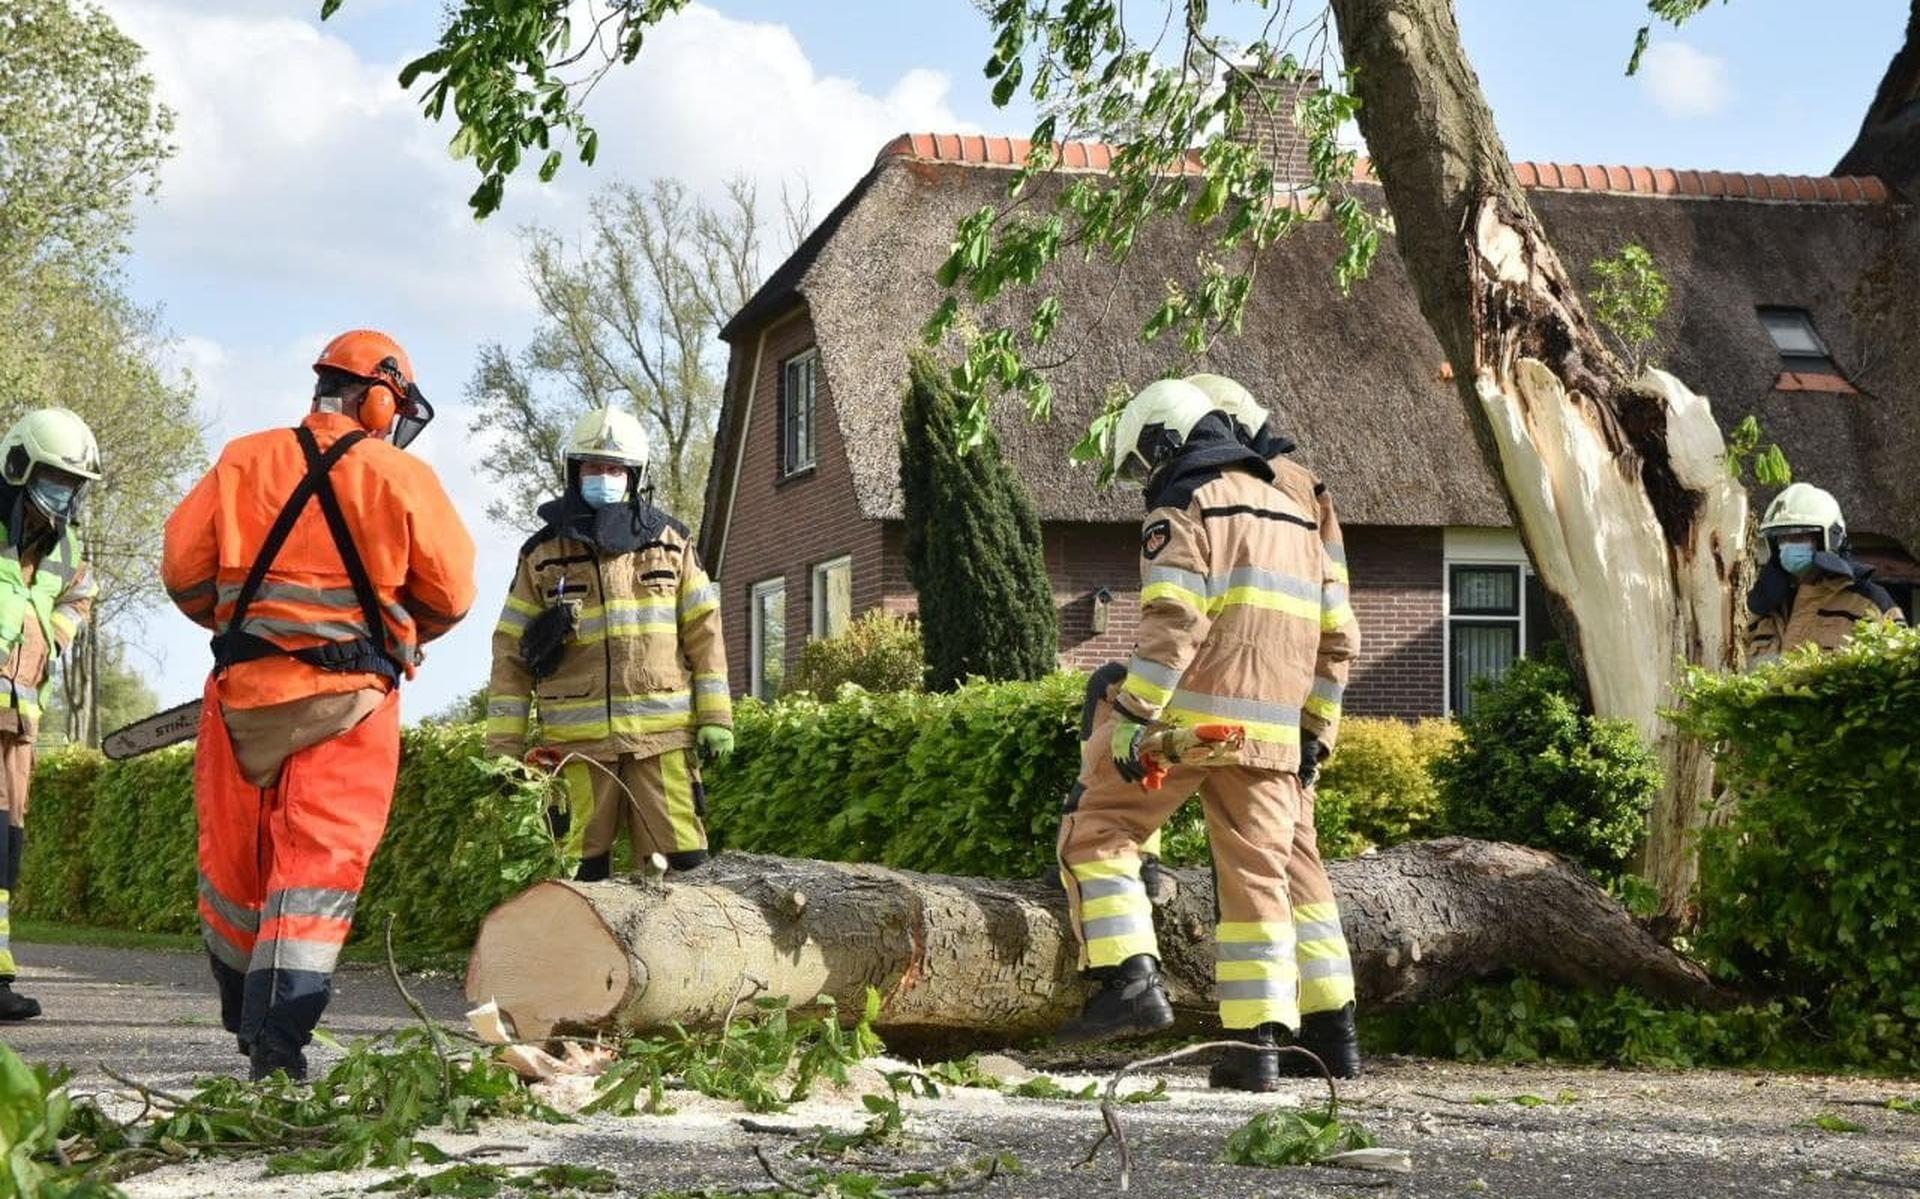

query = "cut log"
[[466, 840, 1727, 1048]]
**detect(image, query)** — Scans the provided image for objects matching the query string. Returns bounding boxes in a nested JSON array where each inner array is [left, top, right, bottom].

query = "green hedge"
[[18, 724, 562, 958], [1678, 620, 1920, 1068]]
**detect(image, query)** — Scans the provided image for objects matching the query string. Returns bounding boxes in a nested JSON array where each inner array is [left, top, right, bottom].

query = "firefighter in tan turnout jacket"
[[487, 408, 733, 878], [1745, 483, 1905, 667], [1056, 379, 1363, 1093]]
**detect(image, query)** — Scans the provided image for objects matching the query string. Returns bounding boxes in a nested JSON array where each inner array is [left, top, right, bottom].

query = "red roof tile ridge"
[[875, 134, 1890, 204]]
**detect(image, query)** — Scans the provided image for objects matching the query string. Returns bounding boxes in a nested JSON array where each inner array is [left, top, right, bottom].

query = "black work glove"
[[1298, 733, 1328, 789]]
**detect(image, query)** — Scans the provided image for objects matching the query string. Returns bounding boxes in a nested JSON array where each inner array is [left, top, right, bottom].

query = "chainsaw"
[[103, 698, 202, 761], [1137, 723, 1247, 790]]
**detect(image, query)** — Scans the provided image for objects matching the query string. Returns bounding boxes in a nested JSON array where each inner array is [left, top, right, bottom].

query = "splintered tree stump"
[[466, 839, 1726, 1047]]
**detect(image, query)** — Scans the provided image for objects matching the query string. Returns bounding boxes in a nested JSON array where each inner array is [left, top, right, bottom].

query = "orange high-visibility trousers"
[[194, 676, 401, 1057]]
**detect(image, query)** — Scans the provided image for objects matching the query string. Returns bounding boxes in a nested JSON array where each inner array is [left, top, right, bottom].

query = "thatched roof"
[[704, 136, 1918, 559]]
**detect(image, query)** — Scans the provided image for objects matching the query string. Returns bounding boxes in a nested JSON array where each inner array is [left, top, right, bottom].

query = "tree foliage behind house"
[[900, 355, 1057, 690]]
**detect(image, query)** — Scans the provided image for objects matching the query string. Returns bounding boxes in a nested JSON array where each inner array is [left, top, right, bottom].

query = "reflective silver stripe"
[[542, 705, 610, 728], [1144, 564, 1209, 594], [488, 697, 531, 718], [496, 606, 533, 632], [1300, 957, 1354, 981], [1308, 679, 1344, 706], [577, 604, 678, 638], [199, 872, 260, 932], [1217, 940, 1290, 963], [1083, 914, 1153, 943], [203, 924, 251, 971], [0, 901, 10, 921], [693, 677, 730, 697], [679, 583, 720, 613], [1294, 919, 1345, 945], [219, 580, 363, 609], [1124, 655, 1182, 691], [250, 937, 344, 974], [265, 887, 358, 923], [1323, 541, 1347, 567], [1219, 566, 1320, 602], [1076, 876, 1144, 902], [1322, 583, 1350, 608], [169, 581, 217, 606], [1218, 978, 1293, 1001], [1166, 692, 1302, 725], [242, 615, 371, 642], [610, 694, 692, 719]]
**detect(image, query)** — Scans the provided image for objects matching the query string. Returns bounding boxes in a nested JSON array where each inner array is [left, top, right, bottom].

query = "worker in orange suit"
[[162, 330, 475, 1080]]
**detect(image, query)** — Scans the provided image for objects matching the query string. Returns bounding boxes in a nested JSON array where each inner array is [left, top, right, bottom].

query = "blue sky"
[[97, 0, 1908, 717]]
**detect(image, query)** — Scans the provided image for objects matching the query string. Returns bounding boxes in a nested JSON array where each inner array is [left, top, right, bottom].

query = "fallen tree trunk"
[[466, 839, 1727, 1048]]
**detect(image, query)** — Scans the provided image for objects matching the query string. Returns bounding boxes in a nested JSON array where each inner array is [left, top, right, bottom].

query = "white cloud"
[[1639, 41, 1734, 119], [96, 0, 970, 714]]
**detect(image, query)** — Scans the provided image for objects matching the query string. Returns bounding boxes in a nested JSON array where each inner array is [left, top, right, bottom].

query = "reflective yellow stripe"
[[1220, 997, 1297, 1030], [1295, 938, 1351, 961], [485, 715, 529, 737], [1216, 958, 1295, 983], [1321, 603, 1355, 631], [1163, 707, 1295, 744], [1218, 920, 1293, 943], [1081, 892, 1152, 922], [1326, 561, 1350, 585], [661, 750, 705, 853], [1294, 902, 1339, 924], [1211, 586, 1321, 621], [1140, 581, 1209, 611], [560, 761, 594, 860], [1121, 674, 1173, 707], [1070, 858, 1142, 883], [505, 594, 542, 616], [1140, 828, 1164, 858], [1299, 974, 1356, 1015], [1303, 696, 1341, 722]]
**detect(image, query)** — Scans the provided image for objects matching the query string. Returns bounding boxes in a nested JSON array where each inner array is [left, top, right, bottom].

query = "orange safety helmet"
[[312, 330, 435, 448]]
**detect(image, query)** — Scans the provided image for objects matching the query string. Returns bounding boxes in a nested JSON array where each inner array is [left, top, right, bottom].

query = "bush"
[[704, 675, 1081, 878], [1316, 718, 1459, 856], [18, 723, 563, 958], [785, 611, 926, 697], [899, 353, 1058, 689], [1678, 620, 1920, 1068], [1435, 657, 1658, 878]]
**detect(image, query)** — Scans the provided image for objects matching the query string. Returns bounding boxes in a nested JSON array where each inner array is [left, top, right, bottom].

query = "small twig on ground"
[[386, 912, 455, 1097], [723, 974, 770, 1032], [1079, 1039, 1337, 1191], [1838, 1170, 1920, 1192], [739, 1118, 810, 1137], [754, 1144, 820, 1194], [450, 1142, 532, 1161]]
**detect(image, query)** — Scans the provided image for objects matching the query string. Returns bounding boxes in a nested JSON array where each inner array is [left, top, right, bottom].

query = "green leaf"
[[320, 0, 344, 19]]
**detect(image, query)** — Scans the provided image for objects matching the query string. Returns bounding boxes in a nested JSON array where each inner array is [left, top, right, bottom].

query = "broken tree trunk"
[[1835, 0, 1919, 199], [466, 841, 1726, 1048], [1327, 0, 1748, 921]]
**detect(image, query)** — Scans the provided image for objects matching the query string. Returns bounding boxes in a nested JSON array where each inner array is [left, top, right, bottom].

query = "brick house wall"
[[713, 306, 884, 693], [1343, 528, 1446, 718]]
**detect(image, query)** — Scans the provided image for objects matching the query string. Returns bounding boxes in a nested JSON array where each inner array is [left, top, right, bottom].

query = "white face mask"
[[27, 476, 78, 520]]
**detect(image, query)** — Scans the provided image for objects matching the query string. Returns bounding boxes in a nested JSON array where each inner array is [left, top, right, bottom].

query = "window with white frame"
[[811, 556, 853, 640], [1443, 530, 1557, 716], [750, 578, 787, 701], [781, 350, 818, 477]]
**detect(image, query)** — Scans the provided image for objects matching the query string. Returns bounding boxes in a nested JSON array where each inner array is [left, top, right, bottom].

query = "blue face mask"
[[26, 476, 78, 520], [1778, 543, 1816, 576], [580, 473, 629, 509]]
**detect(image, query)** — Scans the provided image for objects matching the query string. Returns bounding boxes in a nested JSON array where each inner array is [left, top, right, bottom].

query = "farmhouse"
[[699, 123, 1919, 716]]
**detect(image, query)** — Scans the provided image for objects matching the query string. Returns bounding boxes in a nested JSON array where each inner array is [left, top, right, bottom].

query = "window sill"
[[777, 465, 818, 486], [1774, 371, 1857, 394]]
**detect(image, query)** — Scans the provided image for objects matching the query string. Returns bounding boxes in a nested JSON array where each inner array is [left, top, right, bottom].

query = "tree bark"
[[1835, 0, 1920, 199], [1326, 0, 1749, 921], [465, 842, 1725, 1049]]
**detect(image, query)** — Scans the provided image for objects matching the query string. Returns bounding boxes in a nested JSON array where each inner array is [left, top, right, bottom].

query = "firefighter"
[[1056, 378, 1362, 1093], [163, 330, 476, 1080], [485, 407, 732, 882], [1747, 483, 1905, 667], [1186, 372, 1361, 1077], [0, 409, 100, 1022]]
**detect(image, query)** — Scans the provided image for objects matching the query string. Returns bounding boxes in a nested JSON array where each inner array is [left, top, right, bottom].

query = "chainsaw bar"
[[102, 698, 204, 761]]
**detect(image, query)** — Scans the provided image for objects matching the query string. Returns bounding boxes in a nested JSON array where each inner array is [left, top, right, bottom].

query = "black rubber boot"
[[1209, 1023, 1288, 1092], [0, 980, 40, 1022], [1280, 1003, 1363, 1079], [249, 1039, 309, 1083], [1055, 954, 1175, 1045], [1139, 855, 1177, 906]]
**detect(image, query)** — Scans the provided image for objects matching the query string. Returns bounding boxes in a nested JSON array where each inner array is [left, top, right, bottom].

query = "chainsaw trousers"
[[195, 677, 401, 1058], [1062, 703, 1337, 1032], [1080, 692, 1354, 1019], [0, 733, 31, 979], [563, 749, 709, 879]]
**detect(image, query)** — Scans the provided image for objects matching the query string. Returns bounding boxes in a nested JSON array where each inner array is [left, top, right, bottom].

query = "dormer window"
[[1759, 307, 1856, 393]]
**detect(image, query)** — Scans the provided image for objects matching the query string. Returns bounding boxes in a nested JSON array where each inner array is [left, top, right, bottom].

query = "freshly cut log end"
[[465, 881, 636, 1040], [466, 843, 1728, 1050]]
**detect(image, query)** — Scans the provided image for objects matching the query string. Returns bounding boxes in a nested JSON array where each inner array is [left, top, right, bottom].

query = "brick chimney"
[[1229, 68, 1321, 184]]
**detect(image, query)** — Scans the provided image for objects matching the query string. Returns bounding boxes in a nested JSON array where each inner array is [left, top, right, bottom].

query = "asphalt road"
[[5, 944, 1920, 1198]]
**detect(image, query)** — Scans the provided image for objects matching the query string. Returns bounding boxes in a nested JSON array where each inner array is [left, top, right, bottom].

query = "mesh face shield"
[[389, 388, 434, 450]]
